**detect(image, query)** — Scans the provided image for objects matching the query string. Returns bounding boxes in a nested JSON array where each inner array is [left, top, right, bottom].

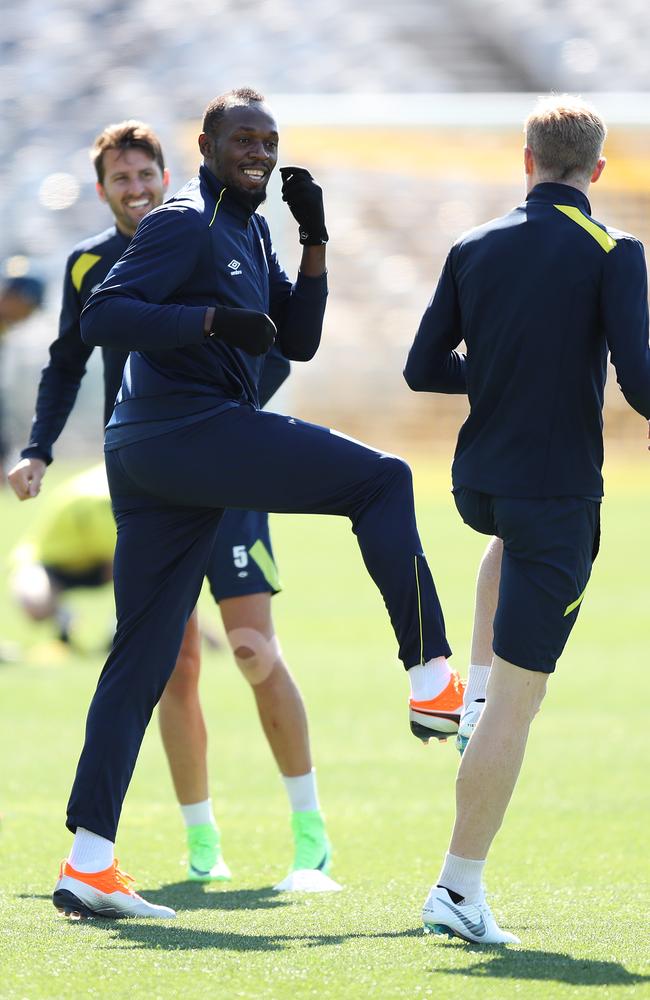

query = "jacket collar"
[[113, 224, 134, 245], [526, 182, 592, 216], [199, 164, 255, 225]]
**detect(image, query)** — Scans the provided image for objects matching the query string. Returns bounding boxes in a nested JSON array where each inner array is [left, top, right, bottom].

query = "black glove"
[[209, 306, 276, 356], [279, 166, 328, 246]]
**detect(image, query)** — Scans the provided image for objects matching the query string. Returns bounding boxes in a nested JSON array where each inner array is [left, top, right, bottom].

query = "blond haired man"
[[406, 95, 650, 943]]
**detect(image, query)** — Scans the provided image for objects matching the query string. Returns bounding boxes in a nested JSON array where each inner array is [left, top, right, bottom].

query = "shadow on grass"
[[431, 945, 649, 987], [123, 882, 291, 913], [25, 886, 648, 982], [87, 920, 420, 952], [52, 920, 423, 953], [24, 884, 424, 952], [47, 919, 650, 981], [20, 883, 290, 914]]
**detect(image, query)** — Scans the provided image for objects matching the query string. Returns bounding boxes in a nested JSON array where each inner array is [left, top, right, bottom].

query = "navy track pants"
[[66, 406, 450, 840]]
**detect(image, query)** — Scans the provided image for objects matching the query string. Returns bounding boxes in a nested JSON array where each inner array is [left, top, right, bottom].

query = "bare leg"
[[220, 592, 332, 881], [158, 609, 208, 805], [450, 655, 548, 859], [456, 538, 504, 749], [470, 537, 503, 667], [423, 654, 542, 942], [219, 592, 311, 776]]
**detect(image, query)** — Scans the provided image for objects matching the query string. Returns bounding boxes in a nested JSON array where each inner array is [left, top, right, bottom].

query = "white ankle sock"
[[464, 664, 491, 706], [68, 827, 114, 873], [408, 657, 452, 701], [282, 768, 320, 813], [180, 798, 216, 828], [437, 851, 486, 903]]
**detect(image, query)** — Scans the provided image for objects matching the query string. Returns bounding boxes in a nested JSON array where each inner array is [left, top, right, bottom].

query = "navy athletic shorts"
[[453, 488, 601, 673], [205, 508, 281, 602]]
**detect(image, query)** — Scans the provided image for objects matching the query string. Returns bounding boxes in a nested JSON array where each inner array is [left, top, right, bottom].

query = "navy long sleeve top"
[[21, 198, 291, 465], [404, 182, 650, 498], [81, 166, 326, 450], [21, 227, 130, 464]]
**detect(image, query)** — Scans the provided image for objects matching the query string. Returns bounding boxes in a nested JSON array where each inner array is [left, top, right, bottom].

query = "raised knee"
[[381, 453, 413, 487]]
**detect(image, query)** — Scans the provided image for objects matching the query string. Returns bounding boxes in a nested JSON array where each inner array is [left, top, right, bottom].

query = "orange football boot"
[[53, 859, 176, 919], [409, 670, 465, 743]]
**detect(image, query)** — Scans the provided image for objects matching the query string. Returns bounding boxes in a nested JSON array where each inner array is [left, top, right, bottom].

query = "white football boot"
[[422, 885, 520, 944], [456, 698, 485, 754]]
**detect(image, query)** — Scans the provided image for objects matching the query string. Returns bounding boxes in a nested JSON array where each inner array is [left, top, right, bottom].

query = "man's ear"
[[524, 146, 535, 176], [198, 132, 212, 158], [591, 158, 606, 184], [96, 181, 107, 203], [162, 168, 170, 192]]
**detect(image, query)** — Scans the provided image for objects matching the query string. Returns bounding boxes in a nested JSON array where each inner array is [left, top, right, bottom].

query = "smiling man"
[[52, 87, 460, 920], [10, 118, 337, 897], [11, 120, 169, 495]]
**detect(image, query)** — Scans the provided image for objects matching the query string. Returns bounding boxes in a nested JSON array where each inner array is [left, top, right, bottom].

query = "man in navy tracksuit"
[[8, 120, 336, 888], [405, 96, 650, 944], [53, 88, 461, 920]]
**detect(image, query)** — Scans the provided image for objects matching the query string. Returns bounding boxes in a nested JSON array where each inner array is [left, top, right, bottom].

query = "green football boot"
[[273, 810, 341, 891], [186, 823, 232, 882], [290, 810, 332, 874]]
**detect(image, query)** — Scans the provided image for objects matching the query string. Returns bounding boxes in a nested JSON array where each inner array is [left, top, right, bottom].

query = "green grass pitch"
[[0, 453, 648, 1000]]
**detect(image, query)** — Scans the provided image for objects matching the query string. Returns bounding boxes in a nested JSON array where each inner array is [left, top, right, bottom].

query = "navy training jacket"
[[405, 182, 650, 498], [81, 165, 326, 449], [22, 226, 130, 465], [22, 215, 290, 465]]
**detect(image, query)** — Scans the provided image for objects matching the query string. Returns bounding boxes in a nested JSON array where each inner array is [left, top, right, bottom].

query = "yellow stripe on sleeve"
[[70, 253, 102, 292]]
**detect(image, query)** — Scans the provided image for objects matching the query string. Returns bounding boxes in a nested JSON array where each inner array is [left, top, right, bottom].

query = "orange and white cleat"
[[409, 671, 465, 744], [52, 859, 176, 920]]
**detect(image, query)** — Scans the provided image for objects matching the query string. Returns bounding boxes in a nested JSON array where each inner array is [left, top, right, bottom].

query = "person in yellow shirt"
[[10, 464, 114, 643]]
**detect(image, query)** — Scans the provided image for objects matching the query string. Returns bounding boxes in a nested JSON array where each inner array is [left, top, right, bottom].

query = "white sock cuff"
[[180, 798, 216, 829], [464, 663, 491, 706], [437, 851, 486, 903], [68, 827, 114, 873], [408, 656, 451, 701], [282, 768, 320, 813]]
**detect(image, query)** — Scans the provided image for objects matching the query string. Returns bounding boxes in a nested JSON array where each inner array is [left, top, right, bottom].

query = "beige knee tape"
[[227, 627, 282, 685]]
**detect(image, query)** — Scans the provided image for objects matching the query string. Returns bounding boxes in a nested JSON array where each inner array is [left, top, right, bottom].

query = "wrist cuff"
[[208, 305, 224, 339], [20, 446, 53, 466], [299, 227, 329, 246]]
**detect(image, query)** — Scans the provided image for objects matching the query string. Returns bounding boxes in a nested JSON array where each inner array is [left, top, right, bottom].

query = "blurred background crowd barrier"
[[2, 0, 649, 459]]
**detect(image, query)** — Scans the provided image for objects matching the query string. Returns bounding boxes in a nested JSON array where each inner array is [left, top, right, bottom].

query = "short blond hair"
[[525, 95, 606, 183]]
